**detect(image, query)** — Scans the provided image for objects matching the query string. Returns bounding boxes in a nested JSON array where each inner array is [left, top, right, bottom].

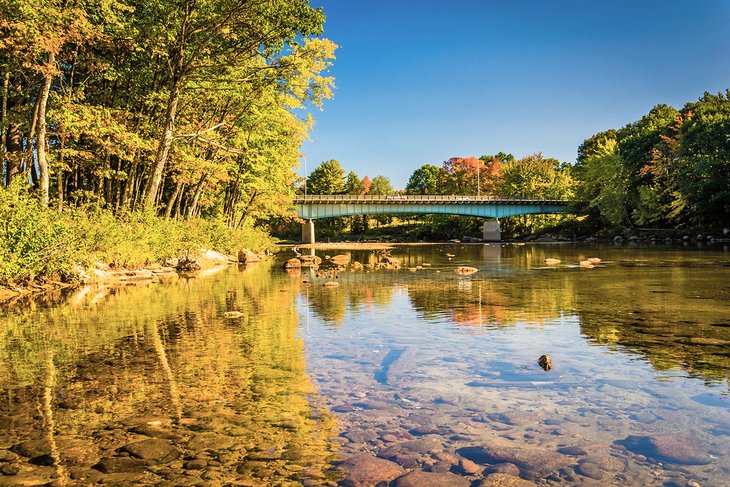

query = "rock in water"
[[458, 444, 572, 480], [284, 258, 302, 269], [122, 438, 179, 465], [538, 354, 552, 371], [544, 258, 561, 265], [376, 347, 417, 385], [339, 454, 405, 487], [616, 435, 711, 465], [455, 266, 478, 275], [477, 473, 535, 486], [237, 249, 261, 263], [392, 470, 470, 487]]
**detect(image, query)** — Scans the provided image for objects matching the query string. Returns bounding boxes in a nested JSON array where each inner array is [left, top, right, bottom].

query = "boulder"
[[284, 258, 302, 269], [237, 249, 261, 264], [544, 258, 561, 265], [392, 470, 470, 487], [121, 438, 179, 465], [616, 435, 711, 465], [323, 281, 339, 287], [458, 445, 573, 480], [299, 254, 322, 266], [477, 473, 536, 486], [339, 454, 405, 487], [455, 266, 478, 275]]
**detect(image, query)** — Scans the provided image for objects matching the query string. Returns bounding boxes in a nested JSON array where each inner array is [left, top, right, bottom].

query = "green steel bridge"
[[294, 194, 573, 243]]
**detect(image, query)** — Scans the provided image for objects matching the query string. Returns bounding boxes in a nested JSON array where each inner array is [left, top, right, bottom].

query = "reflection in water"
[[0, 263, 338, 485], [1, 244, 730, 486], [298, 244, 730, 485]]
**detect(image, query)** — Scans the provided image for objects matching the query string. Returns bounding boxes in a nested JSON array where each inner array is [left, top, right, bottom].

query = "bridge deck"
[[294, 195, 571, 205]]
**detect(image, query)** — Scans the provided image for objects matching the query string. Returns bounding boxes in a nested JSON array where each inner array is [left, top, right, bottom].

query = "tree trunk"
[[186, 174, 207, 218], [36, 51, 55, 206], [1, 71, 8, 185], [142, 74, 182, 209], [165, 180, 183, 219]]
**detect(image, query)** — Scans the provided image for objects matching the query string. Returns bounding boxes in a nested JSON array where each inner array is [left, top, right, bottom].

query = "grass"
[[0, 181, 274, 286]]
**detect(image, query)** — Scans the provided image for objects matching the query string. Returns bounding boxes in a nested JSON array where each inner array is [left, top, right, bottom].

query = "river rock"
[[378, 437, 442, 459], [122, 438, 179, 464], [392, 470, 470, 487], [185, 432, 236, 453], [455, 266, 478, 275], [352, 400, 391, 411], [554, 446, 585, 457], [0, 468, 55, 486], [339, 454, 405, 487], [477, 473, 536, 486], [488, 411, 541, 426], [11, 439, 50, 459], [544, 258, 561, 265], [458, 445, 573, 480], [459, 457, 481, 474], [323, 281, 339, 287], [617, 435, 711, 465], [284, 258, 301, 269], [94, 456, 146, 473], [575, 460, 603, 480], [237, 249, 261, 264], [484, 463, 520, 476]]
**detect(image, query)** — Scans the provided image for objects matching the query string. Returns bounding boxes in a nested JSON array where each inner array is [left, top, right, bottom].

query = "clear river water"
[[1, 243, 729, 486]]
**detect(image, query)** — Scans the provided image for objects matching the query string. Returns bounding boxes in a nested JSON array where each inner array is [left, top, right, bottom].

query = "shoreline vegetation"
[[1, 0, 728, 301]]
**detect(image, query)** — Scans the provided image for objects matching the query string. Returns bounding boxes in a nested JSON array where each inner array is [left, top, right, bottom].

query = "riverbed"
[[0, 243, 728, 486]]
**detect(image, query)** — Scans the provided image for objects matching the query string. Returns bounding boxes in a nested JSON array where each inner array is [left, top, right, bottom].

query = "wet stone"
[[339, 453, 405, 487], [93, 456, 146, 473], [392, 470, 471, 487], [477, 473, 536, 486], [184, 459, 207, 470], [429, 460, 451, 472], [122, 438, 180, 465], [617, 435, 711, 465], [185, 432, 236, 452], [458, 444, 573, 480], [11, 440, 50, 459], [131, 424, 185, 441], [557, 446, 588, 456], [484, 463, 520, 476], [459, 457, 481, 474], [0, 469, 54, 486], [576, 460, 603, 480], [0, 451, 19, 463], [377, 437, 442, 459]]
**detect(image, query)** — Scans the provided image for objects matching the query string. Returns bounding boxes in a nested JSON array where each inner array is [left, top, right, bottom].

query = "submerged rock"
[[392, 470, 470, 487], [122, 438, 179, 465], [339, 454, 405, 487], [458, 444, 573, 480], [455, 266, 478, 275], [616, 435, 711, 465], [284, 258, 302, 269], [544, 258, 561, 265], [477, 473, 535, 486]]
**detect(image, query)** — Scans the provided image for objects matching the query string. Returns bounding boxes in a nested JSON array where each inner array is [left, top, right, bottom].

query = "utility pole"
[[477, 159, 480, 198]]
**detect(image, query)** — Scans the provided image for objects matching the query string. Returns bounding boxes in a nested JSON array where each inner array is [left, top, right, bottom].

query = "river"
[[0, 243, 729, 486]]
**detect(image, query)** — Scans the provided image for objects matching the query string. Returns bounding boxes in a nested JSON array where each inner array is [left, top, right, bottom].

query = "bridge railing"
[[294, 194, 571, 204]]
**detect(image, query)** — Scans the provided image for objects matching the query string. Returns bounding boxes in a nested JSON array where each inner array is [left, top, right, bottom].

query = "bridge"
[[294, 194, 572, 243]]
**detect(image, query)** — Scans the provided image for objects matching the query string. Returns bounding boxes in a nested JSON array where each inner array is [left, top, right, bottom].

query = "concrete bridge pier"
[[483, 219, 501, 241], [302, 219, 315, 244]]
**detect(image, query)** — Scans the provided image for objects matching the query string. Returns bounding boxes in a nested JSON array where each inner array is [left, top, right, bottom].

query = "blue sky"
[[301, 0, 730, 189]]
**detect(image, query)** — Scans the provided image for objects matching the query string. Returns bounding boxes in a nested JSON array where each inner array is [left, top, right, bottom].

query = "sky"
[[300, 0, 730, 189]]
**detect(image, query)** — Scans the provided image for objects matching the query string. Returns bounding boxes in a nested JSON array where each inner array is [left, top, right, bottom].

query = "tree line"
[[0, 0, 335, 229], [575, 91, 729, 230]]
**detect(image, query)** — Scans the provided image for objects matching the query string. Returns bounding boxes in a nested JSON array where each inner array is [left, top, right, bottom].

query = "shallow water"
[[1, 243, 729, 485]]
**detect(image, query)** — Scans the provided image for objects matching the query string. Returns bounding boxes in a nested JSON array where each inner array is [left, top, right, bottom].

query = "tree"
[[307, 160, 345, 194], [344, 171, 365, 195], [440, 157, 479, 194], [368, 175, 394, 195], [406, 164, 440, 194]]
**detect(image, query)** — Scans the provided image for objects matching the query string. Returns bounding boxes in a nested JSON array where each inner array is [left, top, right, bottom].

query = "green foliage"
[[406, 164, 441, 194], [306, 159, 346, 194], [0, 181, 76, 284], [368, 175, 394, 195], [575, 90, 730, 229]]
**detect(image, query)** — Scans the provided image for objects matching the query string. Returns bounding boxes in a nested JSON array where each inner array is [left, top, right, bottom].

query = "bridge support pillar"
[[302, 219, 315, 244], [483, 219, 501, 242]]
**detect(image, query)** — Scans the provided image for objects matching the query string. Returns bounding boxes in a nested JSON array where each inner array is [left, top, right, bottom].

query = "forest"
[[0, 0, 335, 284]]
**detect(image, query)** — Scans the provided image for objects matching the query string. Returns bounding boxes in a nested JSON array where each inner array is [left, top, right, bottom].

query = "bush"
[[0, 184, 275, 286]]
